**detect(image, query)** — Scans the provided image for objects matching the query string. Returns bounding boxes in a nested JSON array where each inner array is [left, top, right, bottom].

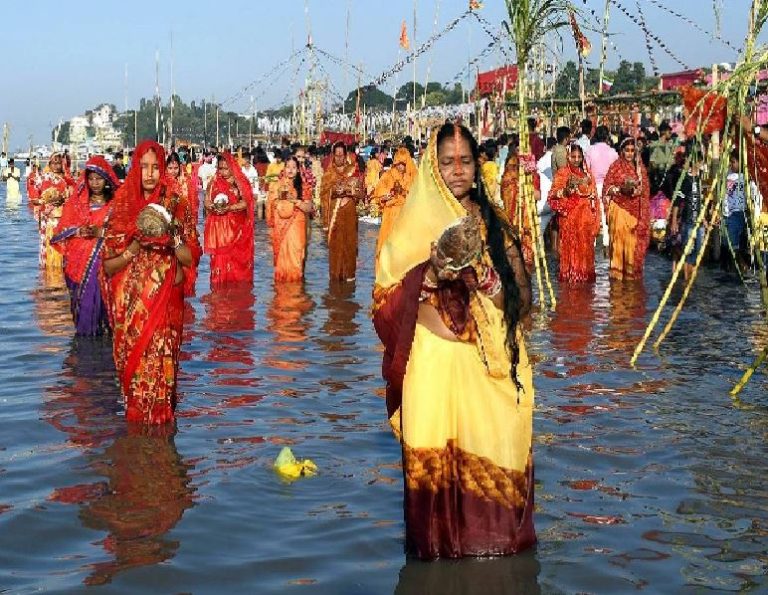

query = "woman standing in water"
[[103, 141, 201, 424], [166, 151, 200, 296], [548, 144, 601, 283], [603, 137, 651, 281], [203, 152, 255, 287], [35, 153, 76, 269], [373, 123, 535, 559], [270, 156, 313, 282], [51, 156, 120, 335]]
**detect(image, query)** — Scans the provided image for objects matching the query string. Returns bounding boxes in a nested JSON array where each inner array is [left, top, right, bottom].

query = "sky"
[[0, 0, 762, 151]]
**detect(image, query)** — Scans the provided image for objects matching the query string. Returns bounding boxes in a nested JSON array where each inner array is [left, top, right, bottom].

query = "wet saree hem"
[[403, 440, 536, 560]]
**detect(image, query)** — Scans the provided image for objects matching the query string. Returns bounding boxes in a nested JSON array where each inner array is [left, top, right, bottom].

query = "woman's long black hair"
[[284, 156, 303, 201], [436, 123, 526, 385]]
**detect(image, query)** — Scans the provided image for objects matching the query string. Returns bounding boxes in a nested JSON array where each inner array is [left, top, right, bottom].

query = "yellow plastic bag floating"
[[273, 447, 317, 481]]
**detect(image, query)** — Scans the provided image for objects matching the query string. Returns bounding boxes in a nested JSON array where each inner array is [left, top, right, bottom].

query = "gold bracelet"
[[122, 247, 136, 261]]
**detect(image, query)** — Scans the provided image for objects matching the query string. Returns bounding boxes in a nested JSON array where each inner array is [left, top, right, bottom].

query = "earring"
[[471, 182, 477, 188]]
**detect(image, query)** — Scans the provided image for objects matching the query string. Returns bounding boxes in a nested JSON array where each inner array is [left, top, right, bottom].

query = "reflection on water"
[[394, 553, 542, 595], [1, 192, 768, 593], [77, 426, 194, 586]]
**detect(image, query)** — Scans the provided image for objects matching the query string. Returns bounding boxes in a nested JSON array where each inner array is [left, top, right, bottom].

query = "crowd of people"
[[4, 110, 768, 562]]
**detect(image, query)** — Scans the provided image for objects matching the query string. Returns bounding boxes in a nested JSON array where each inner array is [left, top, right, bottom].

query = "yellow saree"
[[373, 131, 535, 559]]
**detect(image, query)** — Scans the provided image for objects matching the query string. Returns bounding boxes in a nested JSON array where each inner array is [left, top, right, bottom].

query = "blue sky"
[[0, 0, 760, 150]]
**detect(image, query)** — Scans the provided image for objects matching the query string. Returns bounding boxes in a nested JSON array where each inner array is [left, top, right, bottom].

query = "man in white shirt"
[[198, 154, 217, 192], [576, 119, 592, 154], [240, 153, 260, 197], [586, 125, 619, 251], [1, 158, 22, 206], [537, 137, 557, 233]]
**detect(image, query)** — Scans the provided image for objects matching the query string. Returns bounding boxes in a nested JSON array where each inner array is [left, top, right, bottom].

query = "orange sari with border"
[[271, 175, 311, 282]]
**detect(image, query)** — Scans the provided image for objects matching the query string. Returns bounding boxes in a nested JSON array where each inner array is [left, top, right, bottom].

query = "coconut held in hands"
[[435, 216, 483, 273], [136, 203, 172, 237]]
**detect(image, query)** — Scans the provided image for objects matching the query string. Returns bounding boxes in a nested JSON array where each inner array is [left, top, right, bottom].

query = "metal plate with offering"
[[212, 193, 229, 208], [621, 178, 638, 195], [40, 187, 62, 205], [435, 216, 483, 273]]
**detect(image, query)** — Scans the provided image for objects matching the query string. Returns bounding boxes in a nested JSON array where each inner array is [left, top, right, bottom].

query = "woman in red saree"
[[103, 141, 201, 424], [203, 152, 255, 287], [36, 153, 76, 269], [602, 138, 651, 281], [548, 144, 601, 283], [374, 123, 534, 559], [166, 151, 200, 296], [271, 156, 314, 282], [51, 156, 120, 335]]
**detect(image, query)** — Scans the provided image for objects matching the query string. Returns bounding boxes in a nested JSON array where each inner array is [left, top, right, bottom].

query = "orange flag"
[[399, 20, 410, 50]]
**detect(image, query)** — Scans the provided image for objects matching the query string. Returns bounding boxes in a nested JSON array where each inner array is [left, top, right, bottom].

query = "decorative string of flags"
[[609, 0, 689, 70], [369, 9, 473, 88], [646, 0, 738, 53], [634, 0, 659, 76]]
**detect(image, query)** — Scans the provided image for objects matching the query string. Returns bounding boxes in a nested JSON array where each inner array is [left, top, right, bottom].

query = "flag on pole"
[[469, 0, 483, 10], [569, 10, 592, 57], [602, 78, 614, 93], [399, 20, 410, 50]]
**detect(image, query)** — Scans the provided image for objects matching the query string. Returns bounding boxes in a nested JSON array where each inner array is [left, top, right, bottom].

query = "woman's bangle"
[[122, 247, 136, 261], [172, 235, 184, 249]]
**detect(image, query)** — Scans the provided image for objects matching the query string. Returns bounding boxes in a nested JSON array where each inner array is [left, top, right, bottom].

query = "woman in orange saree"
[[103, 141, 201, 424], [51, 156, 120, 335], [501, 152, 539, 271], [603, 138, 651, 281], [271, 156, 314, 282], [203, 152, 255, 287], [373, 123, 534, 559], [372, 147, 416, 273], [166, 151, 200, 296], [548, 144, 601, 283], [37, 153, 76, 269]]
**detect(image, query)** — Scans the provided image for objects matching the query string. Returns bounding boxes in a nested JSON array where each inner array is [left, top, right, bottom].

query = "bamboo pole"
[[598, 0, 611, 97], [730, 346, 768, 396]]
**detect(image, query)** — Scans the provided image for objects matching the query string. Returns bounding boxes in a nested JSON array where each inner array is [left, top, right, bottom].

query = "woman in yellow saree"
[[373, 123, 534, 559]]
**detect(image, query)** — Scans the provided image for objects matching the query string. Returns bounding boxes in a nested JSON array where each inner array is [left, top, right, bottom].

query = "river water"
[[1, 186, 766, 594]]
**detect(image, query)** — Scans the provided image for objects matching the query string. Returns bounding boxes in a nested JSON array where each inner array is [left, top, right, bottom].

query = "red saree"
[[271, 175, 311, 282], [104, 141, 202, 424], [602, 158, 651, 281], [549, 165, 600, 283], [204, 153, 255, 287]]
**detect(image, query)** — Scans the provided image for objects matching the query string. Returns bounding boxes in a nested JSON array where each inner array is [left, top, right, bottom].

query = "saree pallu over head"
[[51, 157, 120, 334], [53, 156, 120, 282], [549, 164, 600, 283], [603, 157, 651, 279], [203, 152, 255, 286], [104, 141, 201, 424], [374, 130, 536, 558]]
